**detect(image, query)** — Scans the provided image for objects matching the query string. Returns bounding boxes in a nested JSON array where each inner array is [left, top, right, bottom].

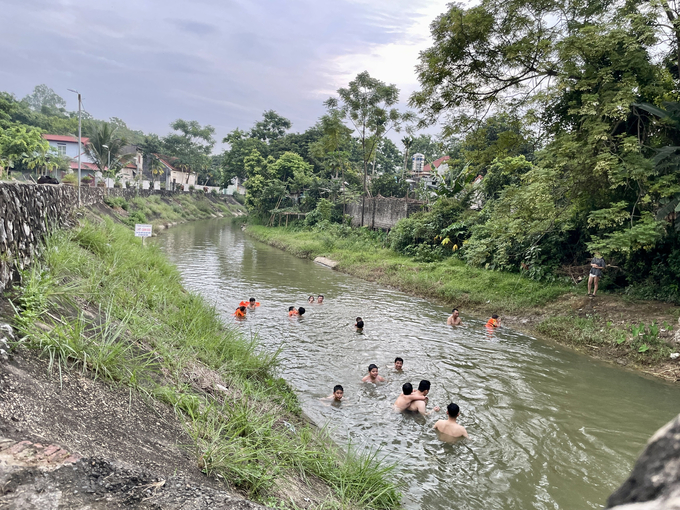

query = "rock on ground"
[[607, 414, 680, 509]]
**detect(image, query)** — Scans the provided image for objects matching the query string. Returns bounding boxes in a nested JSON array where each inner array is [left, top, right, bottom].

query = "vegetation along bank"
[[0, 196, 400, 509], [245, 221, 680, 383]]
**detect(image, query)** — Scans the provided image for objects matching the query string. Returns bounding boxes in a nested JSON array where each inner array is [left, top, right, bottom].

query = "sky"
[[0, 0, 450, 147]]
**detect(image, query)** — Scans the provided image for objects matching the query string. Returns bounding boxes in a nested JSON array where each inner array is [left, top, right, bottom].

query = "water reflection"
[[157, 219, 680, 510]]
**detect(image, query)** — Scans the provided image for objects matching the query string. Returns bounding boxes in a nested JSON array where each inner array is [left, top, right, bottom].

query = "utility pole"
[[102, 144, 110, 187], [68, 89, 82, 206]]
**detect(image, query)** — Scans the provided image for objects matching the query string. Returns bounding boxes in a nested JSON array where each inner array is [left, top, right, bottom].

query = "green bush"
[[104, 196, 128, 211], [233, 192, 245, 205]]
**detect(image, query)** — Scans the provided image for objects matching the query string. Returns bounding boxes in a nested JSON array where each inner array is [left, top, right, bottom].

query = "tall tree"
[[163, 119, 215, 184], [22, 84, 67, 113], [249, 110, 292, 143], [326, 71, 405, 224]]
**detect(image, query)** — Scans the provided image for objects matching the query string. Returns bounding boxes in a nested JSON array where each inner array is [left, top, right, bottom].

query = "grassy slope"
[[9, 220, 400, 509], [246, 224, 680, 380]]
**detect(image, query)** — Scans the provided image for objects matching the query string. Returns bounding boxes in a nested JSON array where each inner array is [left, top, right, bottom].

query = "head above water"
[[333, 384, 343, 393], [239, 306, 246, 312], [492, 314, 499, 319], [317, 295, 324, 303], [368, 363, 378, 372], [394, 357, 403, 370], [308, 295, 315, 303], [451, 308, 459, 315], [249, 298, 256, 303], [402, 382, 413, 395], [418, 380, 431, 393], [356, 320, 364, 329], [288, 306, 296, 312], [356, 317, 362, 322], [298, 306, 306, 316], [447, 403, 460, 418]]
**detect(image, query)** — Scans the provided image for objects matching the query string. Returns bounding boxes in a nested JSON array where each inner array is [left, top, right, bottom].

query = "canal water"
[[157, 219, 680, 510]]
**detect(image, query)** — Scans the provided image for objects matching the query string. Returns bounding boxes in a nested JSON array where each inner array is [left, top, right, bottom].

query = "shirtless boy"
[[362, 364, 385, 383], [406, 380, 440, 415], [393, 382, 427, 411], [434, 403, 468, 439], [326, 385, 344, 402], [317, 295, 324, 304], [447, 308, 462, 326], [355, 317, 364, 330], [394, 357, 404, 371]]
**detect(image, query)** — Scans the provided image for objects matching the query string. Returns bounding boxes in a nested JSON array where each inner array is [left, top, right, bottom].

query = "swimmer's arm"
[[377, 375, 385, 382], [361, 375, 370, 382]]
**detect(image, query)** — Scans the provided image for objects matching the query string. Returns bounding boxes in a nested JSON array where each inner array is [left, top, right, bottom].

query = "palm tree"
[[84, 122, 133, 180], [148, 155, 165, 187]]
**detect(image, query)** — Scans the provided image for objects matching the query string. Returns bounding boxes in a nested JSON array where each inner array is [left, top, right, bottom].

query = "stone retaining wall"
[[346, 197, 424, 229], [0, 183, 219, 294]]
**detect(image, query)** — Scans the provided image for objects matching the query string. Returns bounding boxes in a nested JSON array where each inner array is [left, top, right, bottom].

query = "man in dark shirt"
[[587, 252, 606, 297]]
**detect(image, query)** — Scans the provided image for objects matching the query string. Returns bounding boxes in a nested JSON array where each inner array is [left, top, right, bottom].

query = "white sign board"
[[135, 224, 153, 237]]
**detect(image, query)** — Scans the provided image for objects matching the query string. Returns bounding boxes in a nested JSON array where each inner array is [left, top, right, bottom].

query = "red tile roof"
[[423, 155, 451, 173], [43, 134, 91, 144], [69, 161, 99, 171]]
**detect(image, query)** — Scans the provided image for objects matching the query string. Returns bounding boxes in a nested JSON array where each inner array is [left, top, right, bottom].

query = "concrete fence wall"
[[0, 183, 224, 293], [346, 197, 425, 230]]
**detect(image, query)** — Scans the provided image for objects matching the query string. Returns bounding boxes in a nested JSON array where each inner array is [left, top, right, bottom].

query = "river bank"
[[0, 202, 400, 509], [245, 223, 680, 382]]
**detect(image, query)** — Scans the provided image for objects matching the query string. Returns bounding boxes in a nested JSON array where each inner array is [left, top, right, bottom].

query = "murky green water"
[[157, 219, 680, 510]]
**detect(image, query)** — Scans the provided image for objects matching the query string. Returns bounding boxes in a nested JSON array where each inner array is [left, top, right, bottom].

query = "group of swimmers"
[[326, 357, 468, 440], [232, 296, 505, 441]]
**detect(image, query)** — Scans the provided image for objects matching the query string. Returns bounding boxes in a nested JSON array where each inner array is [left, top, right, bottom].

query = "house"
[[42, 134, 99, 178], [410, 155, 451, 188], [143, 154, 197, 190]]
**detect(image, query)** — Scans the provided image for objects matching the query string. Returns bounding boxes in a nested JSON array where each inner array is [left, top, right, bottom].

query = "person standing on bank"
[[587, 252, 606, 297]]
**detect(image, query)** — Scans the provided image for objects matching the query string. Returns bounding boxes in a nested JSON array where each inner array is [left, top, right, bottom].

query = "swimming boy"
[[234, 305, 246, 318], [434, 403, 468, 439], [486, 314, 501, 328], [406, 380, 440, 415], [394, 357, 404, 371], [288, 306, 298, 317], [362, 364, 385, 383], [298, 306, 306, 317], [317, 295, 324, 304], [308, 295, 315, 303], [240, 298, 260, 309], [393, 382, 427, 411], [355, 317, 364, 329], [326, 385, 345, 402], [447, 308, 462, 326]]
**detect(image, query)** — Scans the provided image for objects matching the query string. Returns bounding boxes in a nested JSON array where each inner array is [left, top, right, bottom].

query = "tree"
[[163, 119, 215, 184], [0, 125, 54, 178], [22, 84, 67, 114], [83, 122, 132, 178], [221, 128, 268, 186], [249, 110, 292, 143], [327, 72, 404, 201]]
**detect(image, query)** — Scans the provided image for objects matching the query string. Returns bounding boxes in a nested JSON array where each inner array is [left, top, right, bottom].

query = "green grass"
[[247, 224, 572, 314], [9, 220, 400, 508]]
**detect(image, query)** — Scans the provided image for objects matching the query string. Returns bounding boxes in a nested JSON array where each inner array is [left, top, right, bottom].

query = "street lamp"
[[102, 144, 110, 187], [67, 89, 82, 206]]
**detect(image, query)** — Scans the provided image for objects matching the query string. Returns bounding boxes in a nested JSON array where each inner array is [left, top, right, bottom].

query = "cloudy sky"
[[0, 0, 449, 145]]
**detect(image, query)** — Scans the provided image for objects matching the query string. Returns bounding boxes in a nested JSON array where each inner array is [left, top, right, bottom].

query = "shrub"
[[233, 192, 245, 205], [61, 173, 77, 185], [189, 185, 195, 191]]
